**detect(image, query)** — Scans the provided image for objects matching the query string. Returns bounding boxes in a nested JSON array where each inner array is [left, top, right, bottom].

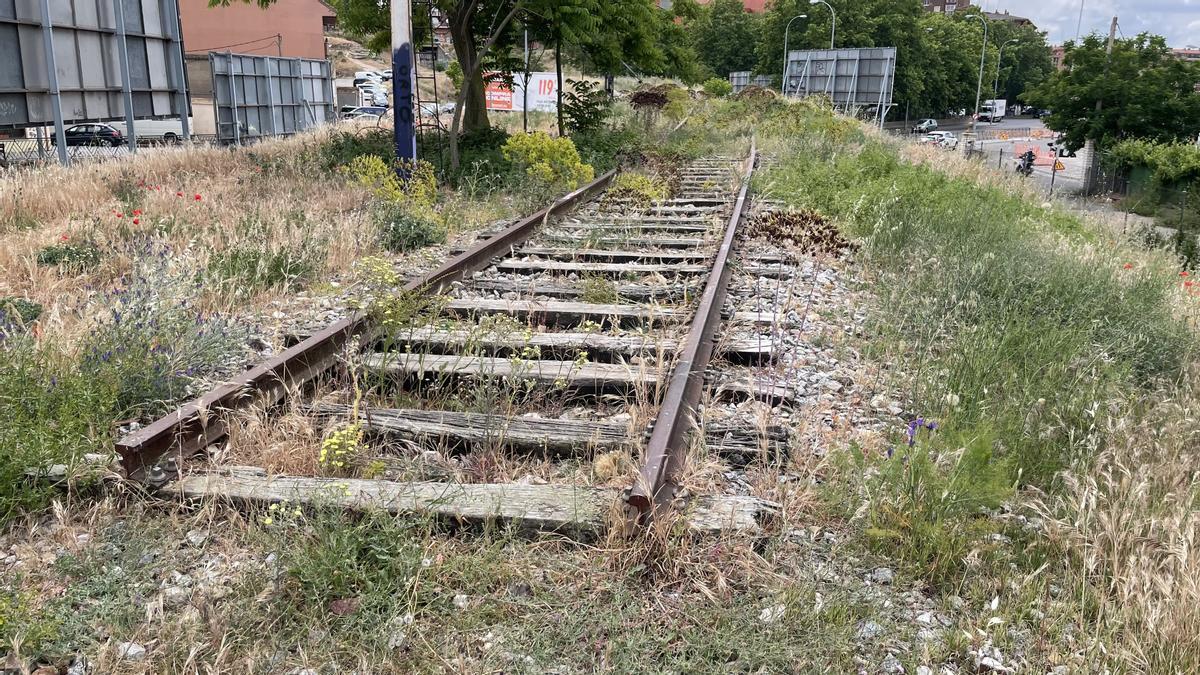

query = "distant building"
[[1051, 45, 1065, 70], [1173, 48, 1200, 63], [178, 0, 336, 101], [984, 10, 1035, 28], [922, 0, 971, 13], [659, 0, 767, 11]]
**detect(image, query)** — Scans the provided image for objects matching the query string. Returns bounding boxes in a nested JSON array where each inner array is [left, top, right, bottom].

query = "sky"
[[973, 0, 1200, 48]]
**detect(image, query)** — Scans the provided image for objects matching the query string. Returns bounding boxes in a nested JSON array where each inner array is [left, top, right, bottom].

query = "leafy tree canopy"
[[1027, 33, 1200, 151]]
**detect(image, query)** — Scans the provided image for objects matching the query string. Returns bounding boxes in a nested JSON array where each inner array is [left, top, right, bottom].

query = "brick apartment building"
[[658, 0, 767, 11], [922, 0, 971, 13], [179, 0, 335, 98]]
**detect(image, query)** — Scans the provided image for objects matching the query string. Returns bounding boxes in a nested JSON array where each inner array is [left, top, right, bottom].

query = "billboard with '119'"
[[484, 72, 557, 112]]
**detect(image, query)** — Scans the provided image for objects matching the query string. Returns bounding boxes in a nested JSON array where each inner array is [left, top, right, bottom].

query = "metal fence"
[[1, 0, 191, 165], [209, 52, 335, 145], [728, 72, 771, 94], [0, 134, 217, 170]]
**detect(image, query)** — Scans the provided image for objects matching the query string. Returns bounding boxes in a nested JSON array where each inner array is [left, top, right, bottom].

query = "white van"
[[108, 118, 194, 144]]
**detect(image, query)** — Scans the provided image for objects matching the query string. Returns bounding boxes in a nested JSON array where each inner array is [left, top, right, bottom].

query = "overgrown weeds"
[[757, 100, 1200, 670], [81, 250, 248, 417]]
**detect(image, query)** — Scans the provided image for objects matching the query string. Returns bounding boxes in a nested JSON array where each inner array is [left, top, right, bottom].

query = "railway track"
[[120, 141, 790, 534]]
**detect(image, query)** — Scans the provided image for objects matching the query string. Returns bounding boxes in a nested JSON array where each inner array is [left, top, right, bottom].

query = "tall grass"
[[755, 101, 1200, 669]]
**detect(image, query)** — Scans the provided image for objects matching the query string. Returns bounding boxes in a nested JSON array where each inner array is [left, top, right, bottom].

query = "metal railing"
[[0, 136, 220, 171]]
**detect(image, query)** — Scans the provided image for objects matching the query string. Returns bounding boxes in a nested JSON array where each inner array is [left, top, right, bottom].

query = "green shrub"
[[0, 297, 43, 330], [0, 337, 117, 524], [313, 129, 394, 173], [109, 171, 145, 213], [571, 124, 646, 174], [606, 172, 670, 206], [502, 132, 594, 199], [562, 79, 611, 134], [207, 244, 320, 295], [269, 509, 426, 637], [702, 78, 733, 98], [446, 60, 463, 89], [376, 206, 447, 252], [36, 240, 102, 272], [82, 250, 248, 417]]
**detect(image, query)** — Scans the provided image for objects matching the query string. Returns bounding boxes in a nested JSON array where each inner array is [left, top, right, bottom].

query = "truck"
[[979, 99, 1007, 123]]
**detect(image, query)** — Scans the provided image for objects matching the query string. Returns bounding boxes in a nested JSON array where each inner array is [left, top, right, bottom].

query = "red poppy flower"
[[194, 194, 202, 201], [1122, 263, 1132, 269], [132, 218, 140, 225], [1186, 281, 1194, 288], [133, 209, 142, 216], [116, 213, 123, 218], [176, 191, 183, 197], [1181, 271, 1190, 277], [60, 234, 69, 242]]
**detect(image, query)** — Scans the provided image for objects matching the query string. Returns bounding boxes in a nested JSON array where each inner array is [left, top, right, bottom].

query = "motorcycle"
[[1015, 151, 1035, 177]]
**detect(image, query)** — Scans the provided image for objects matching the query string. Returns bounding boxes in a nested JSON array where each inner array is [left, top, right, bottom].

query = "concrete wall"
[[178, 0, 333, 60]]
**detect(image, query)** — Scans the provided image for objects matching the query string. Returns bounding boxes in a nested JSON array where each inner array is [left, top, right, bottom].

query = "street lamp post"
[[994, 38, 1018, 104], [969, 13, 988, 133], [809, 0, 835, 50], [781, 14, 808, 94]]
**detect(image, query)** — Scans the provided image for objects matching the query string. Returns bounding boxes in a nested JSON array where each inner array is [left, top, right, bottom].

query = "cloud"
[[977, 0, 1199, 47]]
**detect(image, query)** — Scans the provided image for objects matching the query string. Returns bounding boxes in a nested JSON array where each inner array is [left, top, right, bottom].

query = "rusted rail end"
[[115, 171, 616, 479], [627, 141, 757, 517]]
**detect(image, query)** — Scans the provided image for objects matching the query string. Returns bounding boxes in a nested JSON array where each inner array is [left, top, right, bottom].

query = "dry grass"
[[1032, 379, 1200, 670], [0, 124, 517, 351]]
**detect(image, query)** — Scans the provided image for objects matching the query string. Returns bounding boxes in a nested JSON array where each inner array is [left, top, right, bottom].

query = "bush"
[[702, 78, 733, 98], [207, 244, 320, 295], [446, 60, 463, 89], [502, 132, 594, 198], [109, 171, 145, 213], [314, 129, 394, 173], [0, 338, 116, 524], [81, 251, 248, 417], [376, 206, 446, 253], [0, 297, 43, 331], [562, 79, 611, 134], [37, 240, 102, 272], [571, 124, 647, 174], [606, 172, 669, 206]]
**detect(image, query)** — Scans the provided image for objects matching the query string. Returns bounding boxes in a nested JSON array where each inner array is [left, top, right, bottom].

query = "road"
[[890, 117, 1090, 195]]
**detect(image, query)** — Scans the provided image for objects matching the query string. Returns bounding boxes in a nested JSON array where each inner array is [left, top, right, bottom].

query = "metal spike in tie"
[[146, 465, 169, 487]]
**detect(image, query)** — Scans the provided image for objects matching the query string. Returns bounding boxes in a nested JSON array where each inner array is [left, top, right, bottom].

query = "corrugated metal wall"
[[0, 0, 188, 130], [209, 51, 333, 144]]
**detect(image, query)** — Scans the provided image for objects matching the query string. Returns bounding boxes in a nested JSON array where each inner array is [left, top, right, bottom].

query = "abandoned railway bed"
[[117, 141, 798, 535]]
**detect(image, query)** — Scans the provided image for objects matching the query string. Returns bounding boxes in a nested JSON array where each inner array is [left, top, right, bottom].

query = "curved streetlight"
[[994, 39, 1019, 104], [781, 14, 808, 94], [809, 0, 836, 50], [968, 13, 988, 132]]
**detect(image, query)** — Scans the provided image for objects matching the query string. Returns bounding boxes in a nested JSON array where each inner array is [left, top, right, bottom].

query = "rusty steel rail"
[[115, 171, 616, 479], [627, 141, 757, 515]]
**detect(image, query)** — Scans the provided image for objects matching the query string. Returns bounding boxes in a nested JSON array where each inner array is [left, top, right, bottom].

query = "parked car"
[[912, 118, 937, 134], [928, 131, 958, 149], [108, 118, 192, 144], [380, 69, 392, 80], [344, 106, 388, 120], [354, 71, 383, 81], [51, 123, 124, 147]]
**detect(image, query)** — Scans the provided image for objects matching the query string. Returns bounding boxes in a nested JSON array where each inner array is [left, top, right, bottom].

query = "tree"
[[694, 0, 761, 78], [1027, 33, 1200, 151]]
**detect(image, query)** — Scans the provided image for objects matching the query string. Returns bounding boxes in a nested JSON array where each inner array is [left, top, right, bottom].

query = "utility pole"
[[391, 0, 417, 170], [1084, 16, 1116, 194]]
